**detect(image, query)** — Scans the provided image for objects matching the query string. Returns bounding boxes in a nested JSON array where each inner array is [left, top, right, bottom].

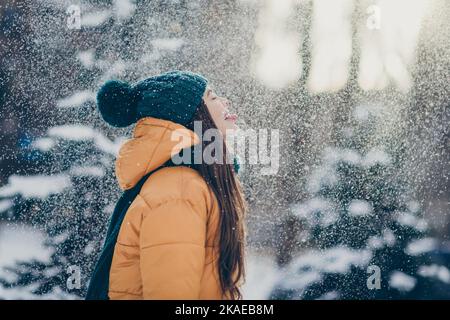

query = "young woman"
[[95, 70, 247, 300]]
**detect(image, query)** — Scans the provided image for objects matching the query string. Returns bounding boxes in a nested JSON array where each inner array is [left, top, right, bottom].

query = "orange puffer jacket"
[[108, 117, 228, 299]]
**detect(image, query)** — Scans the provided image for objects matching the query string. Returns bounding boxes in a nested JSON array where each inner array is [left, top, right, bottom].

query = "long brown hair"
[[184, 100, 247, 300]]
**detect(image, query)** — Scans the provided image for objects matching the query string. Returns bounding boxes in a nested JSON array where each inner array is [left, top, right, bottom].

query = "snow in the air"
[[0, 0, 449, 301]]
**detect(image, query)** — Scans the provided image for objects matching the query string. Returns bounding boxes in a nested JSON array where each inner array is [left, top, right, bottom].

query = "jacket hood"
[[115, 117, 199, 190]]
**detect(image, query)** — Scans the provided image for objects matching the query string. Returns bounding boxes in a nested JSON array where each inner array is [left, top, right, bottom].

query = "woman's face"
[[202, 87, 238, 136]]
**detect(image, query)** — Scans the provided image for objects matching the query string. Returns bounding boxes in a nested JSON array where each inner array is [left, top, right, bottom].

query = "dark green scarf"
[[85, 167, 161, 300]]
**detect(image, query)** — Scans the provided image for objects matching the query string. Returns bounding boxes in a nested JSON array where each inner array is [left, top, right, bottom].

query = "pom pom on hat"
[[96, 80, 140, 127]]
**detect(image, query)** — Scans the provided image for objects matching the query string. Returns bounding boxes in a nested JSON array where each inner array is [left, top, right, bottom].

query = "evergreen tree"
[[0, 0, 248, 299], [0, 124, 121, 297], [270, 104, 450, 299]]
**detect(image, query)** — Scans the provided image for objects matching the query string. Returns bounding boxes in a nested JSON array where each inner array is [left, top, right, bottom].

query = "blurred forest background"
[[0, 0, 449, 299]]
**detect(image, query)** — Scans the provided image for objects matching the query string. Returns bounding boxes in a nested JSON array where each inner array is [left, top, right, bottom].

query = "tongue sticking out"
[[225, 113, 238, 121]]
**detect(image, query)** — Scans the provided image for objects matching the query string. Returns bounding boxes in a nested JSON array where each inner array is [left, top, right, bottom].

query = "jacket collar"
[[115, 117, 199, 190]]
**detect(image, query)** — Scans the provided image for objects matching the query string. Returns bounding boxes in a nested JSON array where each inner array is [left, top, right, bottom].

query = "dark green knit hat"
[[97, 70, 208, 127]]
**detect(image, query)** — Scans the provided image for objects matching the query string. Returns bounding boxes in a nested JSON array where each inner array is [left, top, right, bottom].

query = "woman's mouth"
[[224, 111, 238, 122]]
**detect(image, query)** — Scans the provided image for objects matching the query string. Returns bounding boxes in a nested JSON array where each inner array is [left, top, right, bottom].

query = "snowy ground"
[[0, 222, 279, 300]]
